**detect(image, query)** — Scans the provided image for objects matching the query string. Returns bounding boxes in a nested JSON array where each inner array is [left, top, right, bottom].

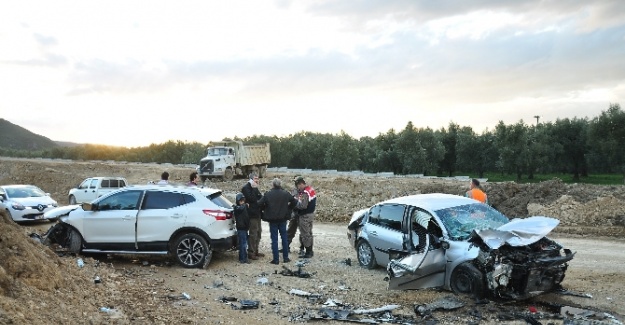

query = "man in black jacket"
[[241, 173, 264, 259], [258, 178, 298, 264]]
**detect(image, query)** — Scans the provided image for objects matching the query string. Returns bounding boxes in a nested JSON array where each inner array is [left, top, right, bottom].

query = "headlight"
[[11, 202, 25, 210]]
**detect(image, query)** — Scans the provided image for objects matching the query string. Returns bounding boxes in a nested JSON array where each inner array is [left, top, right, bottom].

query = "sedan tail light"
[[203, 209, 233, 221]]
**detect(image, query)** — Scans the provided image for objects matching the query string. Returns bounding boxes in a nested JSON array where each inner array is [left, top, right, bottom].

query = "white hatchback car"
[[43, 184, 237, 268], [0, 185, 59, 222]]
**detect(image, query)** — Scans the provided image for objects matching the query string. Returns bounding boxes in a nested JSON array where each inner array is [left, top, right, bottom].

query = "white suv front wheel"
[[172, 233, 212, 268]]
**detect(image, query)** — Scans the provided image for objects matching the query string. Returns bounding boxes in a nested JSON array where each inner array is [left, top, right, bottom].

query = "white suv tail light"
[[203, 209, 233, 221]]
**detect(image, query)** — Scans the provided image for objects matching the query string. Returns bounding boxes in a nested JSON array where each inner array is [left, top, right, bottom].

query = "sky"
[[1, 0, 624, 148]]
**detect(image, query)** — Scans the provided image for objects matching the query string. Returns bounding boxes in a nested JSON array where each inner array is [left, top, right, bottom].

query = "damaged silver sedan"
[[347, 193, 574, 300]]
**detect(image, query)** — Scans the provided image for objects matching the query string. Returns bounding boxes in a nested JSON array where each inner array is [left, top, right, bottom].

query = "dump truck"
[[197, 141, 271, 181]]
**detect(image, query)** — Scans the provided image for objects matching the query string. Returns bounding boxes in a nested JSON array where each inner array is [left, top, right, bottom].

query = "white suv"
[[43, 185, 236, 268]]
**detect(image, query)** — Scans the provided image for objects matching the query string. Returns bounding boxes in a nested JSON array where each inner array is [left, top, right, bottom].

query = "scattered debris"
[[414, 296, 464, 316], [323, 299, 344, 307], [343, 258, 351, 266], [279, 265, 314, 278], [226, 299, 260, 310], [556, 287, 593, 298], [353, 304, 401, 315], [257, 277, 270, 285]]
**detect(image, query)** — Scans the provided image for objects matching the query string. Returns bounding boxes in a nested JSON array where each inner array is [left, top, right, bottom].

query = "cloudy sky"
[[1, 1, 624, 147]]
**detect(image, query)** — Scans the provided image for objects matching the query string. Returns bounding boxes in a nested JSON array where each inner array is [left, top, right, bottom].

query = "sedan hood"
[[474, 216, 560, 249], [43, 205, 81, 219]]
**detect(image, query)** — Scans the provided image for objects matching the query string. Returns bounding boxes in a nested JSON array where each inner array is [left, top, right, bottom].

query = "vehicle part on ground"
[[414, 295, 465, 316], [356, 240, 376, 269], [172, 233, 211, 268]]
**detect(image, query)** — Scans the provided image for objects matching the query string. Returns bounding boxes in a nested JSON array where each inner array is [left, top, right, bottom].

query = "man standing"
[[157, 171, 169, 184], [281, 177, 302, 255], [293, 176, 316, 258], [259, 178, 298, 264], [241, 173, 264, 260], [187, 172, 199, 187], [466, 178, 489, 204]]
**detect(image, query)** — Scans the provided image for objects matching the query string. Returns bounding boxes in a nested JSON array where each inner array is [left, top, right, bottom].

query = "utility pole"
[[533, 115, 540, 125]]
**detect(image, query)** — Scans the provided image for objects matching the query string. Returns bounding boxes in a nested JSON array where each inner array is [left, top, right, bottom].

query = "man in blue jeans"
[[258, 178, 298, 264]]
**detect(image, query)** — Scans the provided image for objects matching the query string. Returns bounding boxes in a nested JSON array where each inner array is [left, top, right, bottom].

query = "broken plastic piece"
[[353, 304, 401, 315], [414, 296, 464, 316]]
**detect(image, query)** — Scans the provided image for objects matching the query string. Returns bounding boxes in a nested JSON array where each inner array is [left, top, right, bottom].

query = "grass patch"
[[452, 172, 625, 185]]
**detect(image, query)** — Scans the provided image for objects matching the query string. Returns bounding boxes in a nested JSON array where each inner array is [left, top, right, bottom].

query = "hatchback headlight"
[[11, 202, 25, 210]]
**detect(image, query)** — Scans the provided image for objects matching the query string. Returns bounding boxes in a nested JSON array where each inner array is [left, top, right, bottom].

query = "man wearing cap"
[[241, 173, 264, 259], [293, 176, 317, 258]]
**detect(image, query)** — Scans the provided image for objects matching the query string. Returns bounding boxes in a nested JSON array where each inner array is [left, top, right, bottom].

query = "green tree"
[[324, 131, 360, 171], [439, 122, 459, 176]]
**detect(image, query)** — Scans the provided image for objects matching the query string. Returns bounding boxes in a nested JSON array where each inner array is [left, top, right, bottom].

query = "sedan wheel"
[[357, 240, 377, 269], [450, 262, 485, 298], [173, 233, 212, 268]]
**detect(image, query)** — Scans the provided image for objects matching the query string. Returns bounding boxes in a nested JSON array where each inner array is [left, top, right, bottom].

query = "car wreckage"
[[347, 193, 575, 300]]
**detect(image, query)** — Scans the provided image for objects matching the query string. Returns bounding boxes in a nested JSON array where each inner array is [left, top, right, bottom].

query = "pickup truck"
[[68, 177, 128, 204]]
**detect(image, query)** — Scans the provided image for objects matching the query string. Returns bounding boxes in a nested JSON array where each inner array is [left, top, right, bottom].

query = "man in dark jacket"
[[258, 178, 298, 264], [241, 173, 264, 259], [233, 193, 250, 264]]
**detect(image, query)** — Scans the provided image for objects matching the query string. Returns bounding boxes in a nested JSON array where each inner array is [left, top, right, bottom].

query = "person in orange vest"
[[466, 178, 489, 204]]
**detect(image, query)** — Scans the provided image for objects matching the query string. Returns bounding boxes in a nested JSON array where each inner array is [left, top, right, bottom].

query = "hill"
[[0, 118, 58, 150]]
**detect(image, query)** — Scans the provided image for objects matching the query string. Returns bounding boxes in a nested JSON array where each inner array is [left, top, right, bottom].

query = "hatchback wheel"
[[450, 262, 485, 298], [172, 233, 212, 268], [357, 240, 376, 269]]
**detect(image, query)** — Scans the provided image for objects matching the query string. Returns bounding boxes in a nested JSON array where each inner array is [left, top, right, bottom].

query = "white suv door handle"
[[123, 215, 133, 220], [171, 214, 183, 219]]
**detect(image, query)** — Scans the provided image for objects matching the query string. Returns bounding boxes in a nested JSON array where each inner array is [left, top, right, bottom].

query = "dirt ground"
[[1, 157, 625, 324]]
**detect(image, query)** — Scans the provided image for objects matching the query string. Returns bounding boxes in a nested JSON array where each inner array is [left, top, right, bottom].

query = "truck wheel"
[[258, 165, 267, 178], [69, 195, 77, 205], [223, 169, 234, 181]]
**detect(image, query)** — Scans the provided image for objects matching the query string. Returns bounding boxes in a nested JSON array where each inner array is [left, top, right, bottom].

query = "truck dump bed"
[[237, 143, 271, 166]]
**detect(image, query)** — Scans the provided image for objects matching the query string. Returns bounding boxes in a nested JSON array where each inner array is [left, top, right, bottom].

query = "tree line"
[[2, 103, 623, 182]]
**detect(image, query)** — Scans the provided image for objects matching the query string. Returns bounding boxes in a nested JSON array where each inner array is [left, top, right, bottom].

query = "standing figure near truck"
[[241, 173, 264, 260], [293, 176, 316, 258]]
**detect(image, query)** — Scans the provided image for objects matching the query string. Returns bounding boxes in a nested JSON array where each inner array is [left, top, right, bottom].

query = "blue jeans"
[[237, 230, 249, 262], [269, 221, 288, 262]]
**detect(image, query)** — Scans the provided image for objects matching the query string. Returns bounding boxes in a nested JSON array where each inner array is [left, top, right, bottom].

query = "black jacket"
[[233, 204, 250, 231], [258, 187, 298, 223], [241, 182, 262, 218]]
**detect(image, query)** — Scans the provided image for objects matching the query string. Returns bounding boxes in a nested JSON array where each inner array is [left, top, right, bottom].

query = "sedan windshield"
[[5, 186, 46, 198], [435, 203, 509, 240]]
